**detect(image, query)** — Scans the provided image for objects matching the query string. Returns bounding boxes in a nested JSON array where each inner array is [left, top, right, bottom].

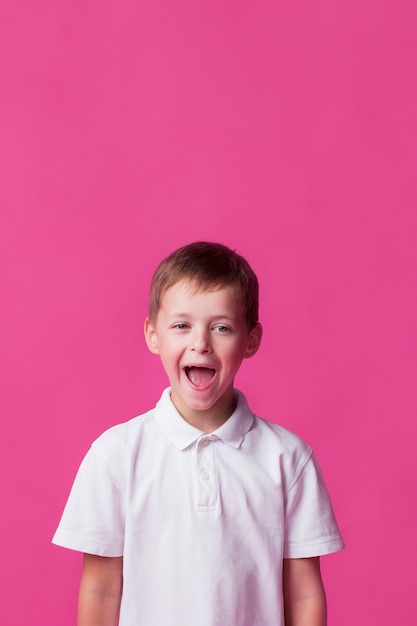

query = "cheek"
[[223, 345, 247, 367], [159, 341, 181, 364]]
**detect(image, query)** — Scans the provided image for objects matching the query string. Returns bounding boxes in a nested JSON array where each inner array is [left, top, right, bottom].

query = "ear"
[[244, 322, 263, 359], [144, 317, 160, 354]]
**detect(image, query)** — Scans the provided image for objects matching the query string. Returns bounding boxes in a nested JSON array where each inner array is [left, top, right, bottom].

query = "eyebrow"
[[166, 313, 236, 321]]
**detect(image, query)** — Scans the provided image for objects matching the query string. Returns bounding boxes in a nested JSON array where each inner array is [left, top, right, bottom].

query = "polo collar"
[[154, 388, 254, 450]]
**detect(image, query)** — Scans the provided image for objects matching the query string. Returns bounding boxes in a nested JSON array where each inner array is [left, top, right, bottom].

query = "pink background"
[[1, 1, 416, 624]]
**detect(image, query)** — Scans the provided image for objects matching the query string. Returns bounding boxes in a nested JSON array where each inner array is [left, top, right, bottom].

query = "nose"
[[190, 328, 212, 353]]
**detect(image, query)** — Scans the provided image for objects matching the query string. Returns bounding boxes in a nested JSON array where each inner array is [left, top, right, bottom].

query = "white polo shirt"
[[53, 388, 344, 626]]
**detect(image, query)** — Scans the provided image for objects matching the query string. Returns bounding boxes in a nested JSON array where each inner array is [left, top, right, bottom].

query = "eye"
[[172, 323, 190, 330], [213, 324, 231, 333]]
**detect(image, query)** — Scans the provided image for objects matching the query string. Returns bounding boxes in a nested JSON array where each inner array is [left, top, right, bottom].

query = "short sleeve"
[[283, 450, 344, 558], [52, 441, 126, 556]]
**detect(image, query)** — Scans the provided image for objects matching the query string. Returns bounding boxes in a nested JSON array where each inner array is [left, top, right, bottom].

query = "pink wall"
[[1, 1, 416, 623]]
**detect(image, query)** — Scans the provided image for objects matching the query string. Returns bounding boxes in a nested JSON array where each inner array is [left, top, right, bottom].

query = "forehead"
[[159, 279, 243, 314]]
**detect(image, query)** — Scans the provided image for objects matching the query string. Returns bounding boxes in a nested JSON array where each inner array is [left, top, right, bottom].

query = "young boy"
[[53, 241, 344, 626]]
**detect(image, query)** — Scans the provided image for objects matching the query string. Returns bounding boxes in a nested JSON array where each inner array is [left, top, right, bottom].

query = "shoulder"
[[234, 390, 312, 475], [247, 414, 314, 491], [251, 413, 311, 456], [235, 390, 310, 455], [88, 407, 158, 466], [70, 407, 161, 490]]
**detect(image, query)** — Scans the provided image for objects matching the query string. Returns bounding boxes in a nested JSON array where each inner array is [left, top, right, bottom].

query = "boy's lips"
[[184, 366, 216, 387]]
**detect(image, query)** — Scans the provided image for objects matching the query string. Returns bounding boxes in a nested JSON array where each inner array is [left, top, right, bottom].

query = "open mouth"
[[185, 366, 216, 387]]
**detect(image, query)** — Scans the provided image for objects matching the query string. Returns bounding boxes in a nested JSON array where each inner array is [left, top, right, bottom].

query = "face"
[[144, 280, 262, 429]]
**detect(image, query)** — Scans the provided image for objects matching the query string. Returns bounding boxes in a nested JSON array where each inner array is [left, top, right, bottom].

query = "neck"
[[171, 392, 236, 433]]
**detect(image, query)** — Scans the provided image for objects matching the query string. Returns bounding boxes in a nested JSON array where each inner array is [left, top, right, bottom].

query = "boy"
[[53, 241, 344, 626]]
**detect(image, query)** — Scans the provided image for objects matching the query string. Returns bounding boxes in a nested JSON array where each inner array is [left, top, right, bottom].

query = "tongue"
[[187, 367, 214, 387]]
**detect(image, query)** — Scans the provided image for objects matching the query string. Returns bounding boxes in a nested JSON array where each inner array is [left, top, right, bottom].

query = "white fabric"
[[53, 388, 344, 626]]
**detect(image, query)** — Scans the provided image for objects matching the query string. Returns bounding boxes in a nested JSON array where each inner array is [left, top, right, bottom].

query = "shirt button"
[[200, 471, 210, 480], [201, 439, 210, 447]]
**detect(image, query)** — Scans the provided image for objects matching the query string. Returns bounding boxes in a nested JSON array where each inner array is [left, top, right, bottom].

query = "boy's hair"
[[148, 241, 259, 329]]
